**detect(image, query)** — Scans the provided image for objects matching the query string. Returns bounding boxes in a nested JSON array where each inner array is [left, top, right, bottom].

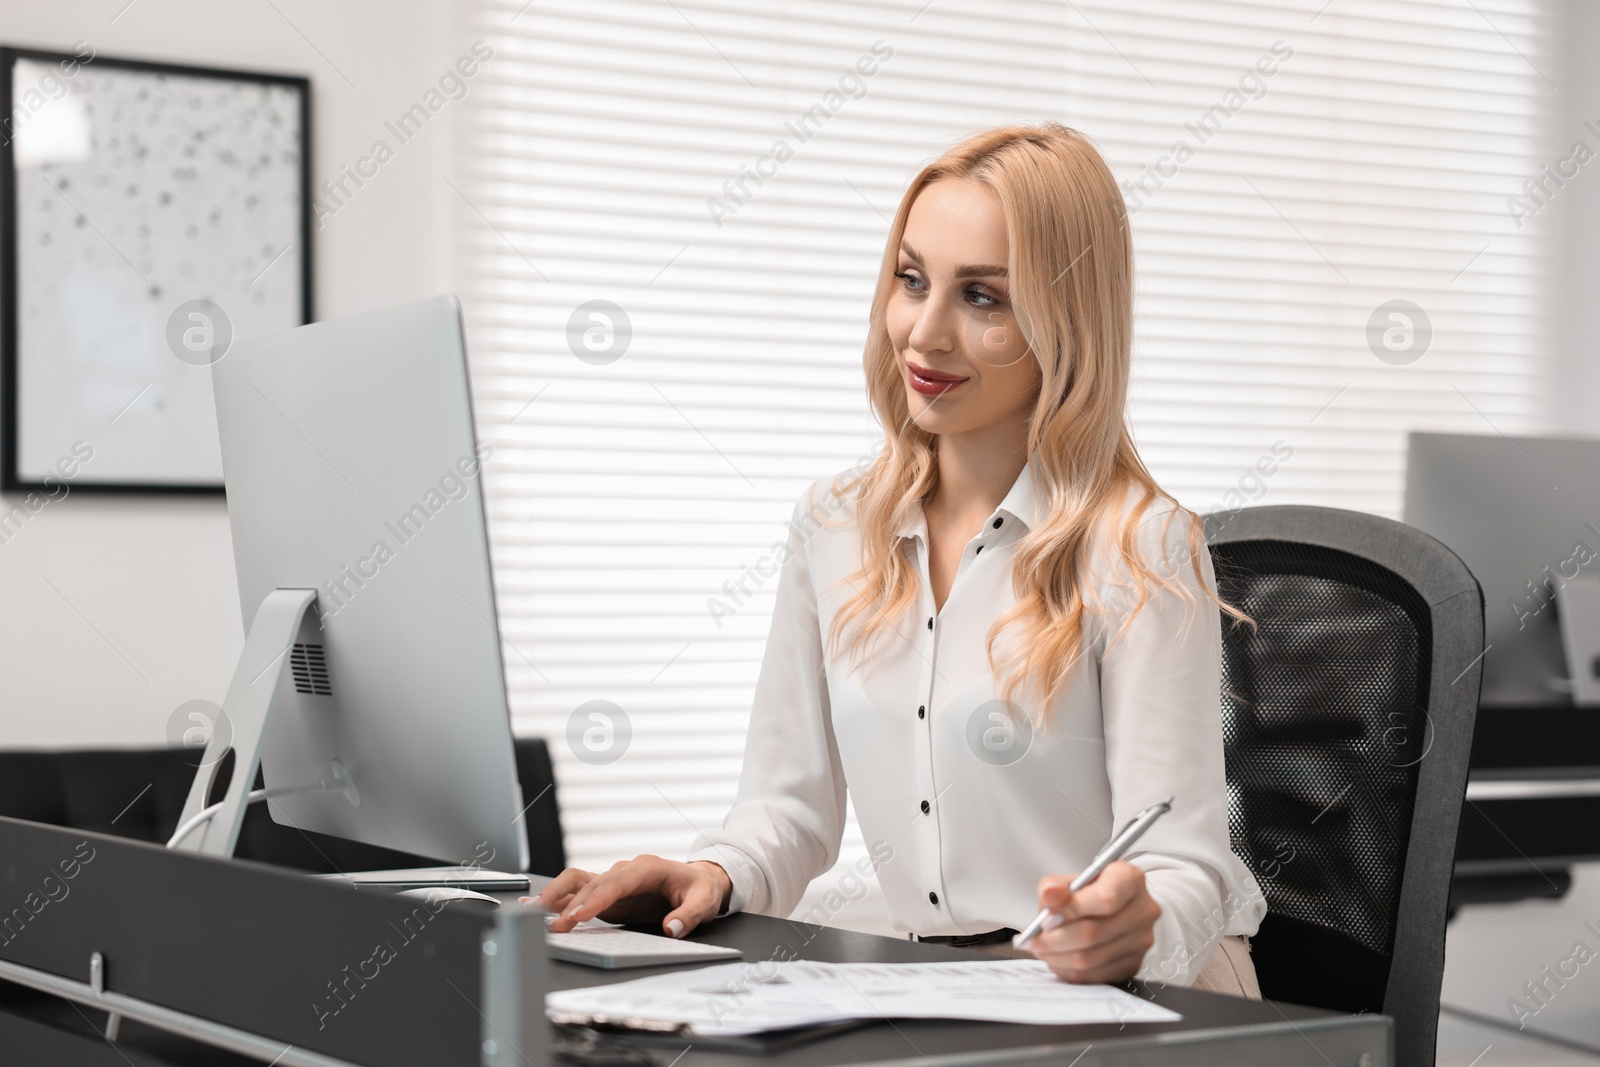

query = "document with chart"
[[546, 958, 1179, 1036]]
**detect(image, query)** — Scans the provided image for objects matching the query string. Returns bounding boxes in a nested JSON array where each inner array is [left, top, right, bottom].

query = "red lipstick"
[[906, 360, 968, 397]]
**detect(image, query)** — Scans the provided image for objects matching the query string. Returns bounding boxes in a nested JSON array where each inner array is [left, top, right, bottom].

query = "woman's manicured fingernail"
[[1041, 912, 1066, 931], [666, 918, 685, 938]]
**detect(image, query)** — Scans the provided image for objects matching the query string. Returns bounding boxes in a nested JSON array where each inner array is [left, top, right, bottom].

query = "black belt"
[[916, 927, 1018, 948]]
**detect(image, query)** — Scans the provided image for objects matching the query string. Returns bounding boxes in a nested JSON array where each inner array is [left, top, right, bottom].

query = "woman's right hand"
[[526, 855, 733, 938]]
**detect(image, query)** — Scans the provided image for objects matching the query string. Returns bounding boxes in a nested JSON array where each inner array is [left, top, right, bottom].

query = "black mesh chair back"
[[1206, 505, 1483, 1067]]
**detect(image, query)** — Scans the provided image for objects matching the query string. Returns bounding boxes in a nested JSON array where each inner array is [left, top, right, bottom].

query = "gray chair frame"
[[1205, 505, 1484, 1067]]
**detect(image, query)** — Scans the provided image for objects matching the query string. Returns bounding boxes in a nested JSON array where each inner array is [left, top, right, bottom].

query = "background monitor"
[[1403, 431, 1600, 708], [212, 294, 530, 870]]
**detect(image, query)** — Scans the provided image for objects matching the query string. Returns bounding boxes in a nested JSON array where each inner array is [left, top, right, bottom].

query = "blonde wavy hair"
[[825, 122, 1237, 720]]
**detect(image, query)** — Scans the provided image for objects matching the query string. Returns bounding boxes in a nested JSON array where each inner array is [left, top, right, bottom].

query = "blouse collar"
[[895, 458, 1040, 543]]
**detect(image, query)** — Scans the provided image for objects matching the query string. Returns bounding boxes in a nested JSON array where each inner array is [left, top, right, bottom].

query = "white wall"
[[0, 0, 465, 746]]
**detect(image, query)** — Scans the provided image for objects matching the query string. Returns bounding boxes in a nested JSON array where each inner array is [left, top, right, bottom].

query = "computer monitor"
[[1403, 431, 1600, 708], [176, 294, 529, 870]]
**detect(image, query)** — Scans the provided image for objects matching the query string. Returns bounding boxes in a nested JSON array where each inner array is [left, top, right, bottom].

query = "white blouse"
[[687, 460, 1265, 984]]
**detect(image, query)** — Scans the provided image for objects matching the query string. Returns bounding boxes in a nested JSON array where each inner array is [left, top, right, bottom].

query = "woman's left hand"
[[1025, 861, 1161, 983]]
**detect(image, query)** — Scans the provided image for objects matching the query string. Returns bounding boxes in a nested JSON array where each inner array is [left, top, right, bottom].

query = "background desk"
[[1456, 704, 1600, 904]]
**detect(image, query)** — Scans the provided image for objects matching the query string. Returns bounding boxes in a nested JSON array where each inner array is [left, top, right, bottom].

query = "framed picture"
[[0, 45, 311, 493]]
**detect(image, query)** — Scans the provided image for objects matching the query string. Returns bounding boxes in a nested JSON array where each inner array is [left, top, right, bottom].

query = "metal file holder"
[[0, 816, 548, 1067]]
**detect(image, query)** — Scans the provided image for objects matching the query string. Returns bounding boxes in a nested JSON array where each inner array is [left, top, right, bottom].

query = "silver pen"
[[1012, 796, 1174, 949]]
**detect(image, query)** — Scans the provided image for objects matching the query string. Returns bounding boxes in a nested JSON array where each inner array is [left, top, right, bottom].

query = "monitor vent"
[[290, 643, 332, 696]]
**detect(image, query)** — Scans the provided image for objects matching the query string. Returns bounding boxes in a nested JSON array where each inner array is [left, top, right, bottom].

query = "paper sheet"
[[781, 959, 1180, 1026], [545, 958, 1179, 1036], [546, 961, 845, 1036]]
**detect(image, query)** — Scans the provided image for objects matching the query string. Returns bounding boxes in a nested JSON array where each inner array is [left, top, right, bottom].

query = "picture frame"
[[0, 45, 312, 494]]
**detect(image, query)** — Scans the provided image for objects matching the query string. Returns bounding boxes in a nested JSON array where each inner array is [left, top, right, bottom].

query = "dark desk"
[[0, 819, 1391, 1067], [534, 901, 1390, 1066]]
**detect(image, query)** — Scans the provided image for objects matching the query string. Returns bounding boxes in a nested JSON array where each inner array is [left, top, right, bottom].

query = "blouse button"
[[975, 545, 983, 555], [928, 891, 939, 905], [917, 705, 926, 719], [926, 617, 933, 630], [920, 800, 930, 814], [992, 517, 1003, 529]]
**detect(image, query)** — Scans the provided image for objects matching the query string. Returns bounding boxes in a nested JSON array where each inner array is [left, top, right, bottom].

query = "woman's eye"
[[967, 287, 998, 307], [894, 270, 924, 292]]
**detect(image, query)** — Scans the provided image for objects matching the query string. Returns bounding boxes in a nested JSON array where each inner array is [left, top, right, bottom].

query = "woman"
[[536, 123, 1264, 994]]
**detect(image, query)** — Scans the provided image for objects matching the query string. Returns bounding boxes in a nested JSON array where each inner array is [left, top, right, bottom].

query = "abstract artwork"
[[1, 47, 310, 491]]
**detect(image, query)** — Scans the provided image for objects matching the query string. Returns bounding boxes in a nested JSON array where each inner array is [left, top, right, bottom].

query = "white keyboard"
[[545, 919, 742, 970]]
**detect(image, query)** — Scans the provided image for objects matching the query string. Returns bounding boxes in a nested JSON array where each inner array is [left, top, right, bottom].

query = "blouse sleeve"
[[1093, 502, 1266, 985], [685, 490, 849, 918]]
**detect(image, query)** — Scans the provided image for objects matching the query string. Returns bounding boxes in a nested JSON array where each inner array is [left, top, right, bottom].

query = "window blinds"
[[453, 0, 1551, 875]]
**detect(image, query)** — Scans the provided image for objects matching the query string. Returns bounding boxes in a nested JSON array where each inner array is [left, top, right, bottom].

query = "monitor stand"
[[169, 588, 356, 857]]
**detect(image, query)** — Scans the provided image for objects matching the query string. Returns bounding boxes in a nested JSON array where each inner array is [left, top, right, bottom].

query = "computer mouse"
[[398, 886, 501, 910]]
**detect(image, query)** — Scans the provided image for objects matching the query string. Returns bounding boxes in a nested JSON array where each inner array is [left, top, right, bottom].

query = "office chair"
[[1205, 505, 1483, 1067]]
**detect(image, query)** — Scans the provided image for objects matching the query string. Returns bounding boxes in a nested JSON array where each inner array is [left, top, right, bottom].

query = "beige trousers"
[[1189, 935, 1261, 998], [961, 934, 1261, 999]]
